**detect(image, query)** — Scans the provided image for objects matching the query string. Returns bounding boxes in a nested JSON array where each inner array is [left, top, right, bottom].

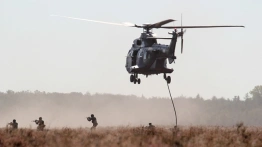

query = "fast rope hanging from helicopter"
[[166, 81, 178, 128]]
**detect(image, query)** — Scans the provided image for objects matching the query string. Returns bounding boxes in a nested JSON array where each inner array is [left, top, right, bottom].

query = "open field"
[[1, 125, 262, 147], [1, 90, 262, 146]]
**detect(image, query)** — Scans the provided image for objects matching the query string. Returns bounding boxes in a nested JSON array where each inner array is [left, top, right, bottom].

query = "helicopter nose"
[[125, 66, 131, 73]]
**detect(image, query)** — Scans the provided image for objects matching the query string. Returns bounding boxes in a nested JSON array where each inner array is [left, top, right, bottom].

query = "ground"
[[0, 125, 262, 147]]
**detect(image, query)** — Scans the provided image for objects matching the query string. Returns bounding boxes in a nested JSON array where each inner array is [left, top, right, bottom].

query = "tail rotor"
[[180, 14, 185, 54]]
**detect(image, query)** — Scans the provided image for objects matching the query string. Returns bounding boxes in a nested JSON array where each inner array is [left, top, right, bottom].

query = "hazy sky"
[[1, 0, 261, 99]]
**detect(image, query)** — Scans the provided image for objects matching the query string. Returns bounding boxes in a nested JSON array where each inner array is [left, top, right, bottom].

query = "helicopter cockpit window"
[[143, 39, 157, 47], [136, 40, 142, 46]]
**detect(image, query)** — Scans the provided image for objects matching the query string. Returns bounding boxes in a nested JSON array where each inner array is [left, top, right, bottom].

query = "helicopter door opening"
[[131, 50, 138, 66]]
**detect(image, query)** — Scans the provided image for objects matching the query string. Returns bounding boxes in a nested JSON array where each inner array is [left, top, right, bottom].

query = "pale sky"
[[1, 0, 261, 99]]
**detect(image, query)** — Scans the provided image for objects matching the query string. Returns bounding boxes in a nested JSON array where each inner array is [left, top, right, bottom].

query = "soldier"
[[144, 123, 156, 135], [33, 117, 46, 131], [87, 114, 98, 130], [148, 123, 155, 128], [8, 119, 18, 130], [148, 123, 155, 129]]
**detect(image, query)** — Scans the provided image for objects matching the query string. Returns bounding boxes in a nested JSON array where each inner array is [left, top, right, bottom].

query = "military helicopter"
[[51, 15, 244, 84]]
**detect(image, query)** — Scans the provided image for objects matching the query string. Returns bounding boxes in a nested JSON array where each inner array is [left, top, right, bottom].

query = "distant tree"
[[212, 96, 217, 100], [84, 92, 91, 96], [244, 93, 250, 100], [141, 94, 145, 98], [250, 85, 262, 100], [6, 90, 15, 95], [233, 96, 240, 101], [195, 94, 202, 99]]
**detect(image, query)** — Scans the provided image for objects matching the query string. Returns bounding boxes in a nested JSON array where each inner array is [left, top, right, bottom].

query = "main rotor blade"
[[159, 25, 245, 29], [150, 19, 176, 28], [50, 15, 135, 27], [135, 19, 176, 28]]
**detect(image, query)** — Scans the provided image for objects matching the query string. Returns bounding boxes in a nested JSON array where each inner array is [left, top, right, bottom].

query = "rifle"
[[32, 120, 38, 123], [6, 122, 12, 129]]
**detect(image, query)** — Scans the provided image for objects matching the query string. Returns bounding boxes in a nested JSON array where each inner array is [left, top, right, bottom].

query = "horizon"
[[0, 87, 254, 100]]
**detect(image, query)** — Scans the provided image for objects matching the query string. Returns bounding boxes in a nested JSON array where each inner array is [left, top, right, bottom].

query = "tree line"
[[0, 86, 261, 127]]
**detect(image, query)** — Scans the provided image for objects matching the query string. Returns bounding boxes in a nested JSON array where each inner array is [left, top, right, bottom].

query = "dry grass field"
[[1, 124, 262, 147]]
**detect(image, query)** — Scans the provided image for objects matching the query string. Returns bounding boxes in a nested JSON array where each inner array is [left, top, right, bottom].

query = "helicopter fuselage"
[[125, 31, 178, 77], [125, 45, 173, 75]]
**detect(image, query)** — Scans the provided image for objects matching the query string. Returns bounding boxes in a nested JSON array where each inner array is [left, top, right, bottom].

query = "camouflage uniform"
[[8, 119, 18, 130], [148, 123, 155, 129], [35, 117, 45, 131], [87, 114, 98, 130], [145, 123, 156, 135]]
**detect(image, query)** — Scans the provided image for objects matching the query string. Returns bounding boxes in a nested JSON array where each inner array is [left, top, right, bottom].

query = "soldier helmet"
[[91, 114, 94, 117], [39, 117, 42, 120], [13, 119, 16, 122]]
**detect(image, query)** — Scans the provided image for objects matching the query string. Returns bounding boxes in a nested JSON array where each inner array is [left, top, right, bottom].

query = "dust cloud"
[[0, 91, 261, 128]]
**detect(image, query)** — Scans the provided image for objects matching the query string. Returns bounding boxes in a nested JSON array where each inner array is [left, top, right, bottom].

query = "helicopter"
[[51, 15, 244, 84]]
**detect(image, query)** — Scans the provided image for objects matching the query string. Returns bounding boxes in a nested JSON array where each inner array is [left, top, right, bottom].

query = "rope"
[[166, 82, 177, 128]]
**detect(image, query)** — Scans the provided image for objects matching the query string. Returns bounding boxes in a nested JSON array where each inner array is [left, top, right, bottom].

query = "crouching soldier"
[[87, 114, 98, 131], [8, 119, 18, 130], [145, 123, 155, 131], [145, 123, 156, 135], [148, 123, 155, 129], [33, 117, 46, 131]]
